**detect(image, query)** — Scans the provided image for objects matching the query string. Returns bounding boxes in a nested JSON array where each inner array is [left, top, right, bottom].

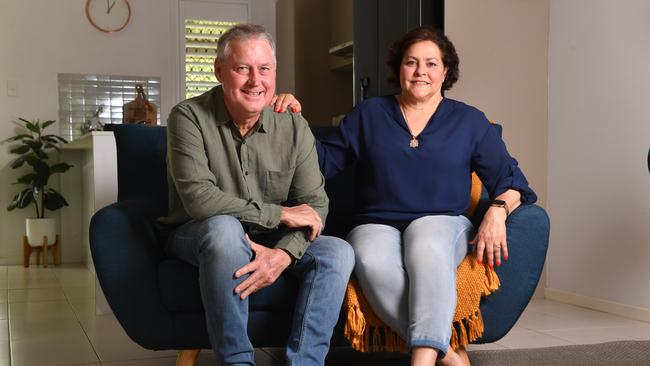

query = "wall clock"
[[86, 0, 131, 33]]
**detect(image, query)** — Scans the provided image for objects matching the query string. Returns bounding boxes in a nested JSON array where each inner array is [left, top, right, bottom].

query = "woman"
[[316, 27, 537, 366]]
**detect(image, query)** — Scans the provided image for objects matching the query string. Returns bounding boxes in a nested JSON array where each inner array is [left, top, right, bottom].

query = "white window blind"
[[57, 73, 161, 141], [184, 19, 238, 99]]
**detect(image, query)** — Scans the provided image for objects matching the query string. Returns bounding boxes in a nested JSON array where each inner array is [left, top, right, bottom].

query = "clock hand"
[[107, 0, 116, 14]]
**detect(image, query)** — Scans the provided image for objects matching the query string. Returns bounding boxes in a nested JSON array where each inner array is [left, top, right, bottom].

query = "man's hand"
[[234, 235, 292, 300], [280, 204, 323, 241], [270, 94, 302, 113]]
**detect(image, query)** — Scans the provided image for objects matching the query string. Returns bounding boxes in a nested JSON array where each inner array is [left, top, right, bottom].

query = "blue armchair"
[[89, 124, 549, 365]]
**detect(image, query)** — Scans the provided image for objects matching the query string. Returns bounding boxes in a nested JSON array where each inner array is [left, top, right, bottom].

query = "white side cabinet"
[[60, 131, 116, 314]]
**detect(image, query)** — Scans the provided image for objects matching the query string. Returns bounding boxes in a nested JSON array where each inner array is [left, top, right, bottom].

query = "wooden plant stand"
[[23, 235, 60, 268]]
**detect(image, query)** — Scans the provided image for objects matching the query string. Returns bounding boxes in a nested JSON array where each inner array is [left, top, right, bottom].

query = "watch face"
[[86, 0, 131, 33]]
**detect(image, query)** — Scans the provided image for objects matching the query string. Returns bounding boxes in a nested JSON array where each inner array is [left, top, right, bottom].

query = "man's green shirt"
[[159, 86, 328, 260]]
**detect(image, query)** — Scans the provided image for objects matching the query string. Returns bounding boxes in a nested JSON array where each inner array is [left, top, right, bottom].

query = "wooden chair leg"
[[54, 235, 61, 265], [23, 236, 30, 268], [43, 236, 49, 268], [176, 349, 200, 366]]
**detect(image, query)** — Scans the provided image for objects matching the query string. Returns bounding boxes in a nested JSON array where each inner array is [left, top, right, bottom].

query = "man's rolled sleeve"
[[275, 231, 309, 261]]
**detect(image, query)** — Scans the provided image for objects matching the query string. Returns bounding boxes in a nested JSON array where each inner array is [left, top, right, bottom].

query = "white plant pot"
[[25, 218, 57, 246]]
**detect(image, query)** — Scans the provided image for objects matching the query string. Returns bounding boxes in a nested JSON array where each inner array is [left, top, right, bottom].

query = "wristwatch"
[[490, 199, 510, 216]]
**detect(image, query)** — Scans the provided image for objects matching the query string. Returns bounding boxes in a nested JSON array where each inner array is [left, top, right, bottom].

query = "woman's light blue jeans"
[[165, 215, 355, 366], [346, 215, 473, 356]]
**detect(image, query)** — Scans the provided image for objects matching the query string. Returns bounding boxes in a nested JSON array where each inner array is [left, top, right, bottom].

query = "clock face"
[[86, 0, 131, 33]]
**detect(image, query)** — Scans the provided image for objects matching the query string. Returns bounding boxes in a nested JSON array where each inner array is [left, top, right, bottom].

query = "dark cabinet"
[[353, 0, 444, 104]]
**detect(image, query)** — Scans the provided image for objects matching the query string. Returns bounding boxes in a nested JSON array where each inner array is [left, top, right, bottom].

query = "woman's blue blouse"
[[315, 96, 537, 228]]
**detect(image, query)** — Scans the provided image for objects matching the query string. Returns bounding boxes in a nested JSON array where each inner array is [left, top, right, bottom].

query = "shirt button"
[[244, 171, 249, 176]]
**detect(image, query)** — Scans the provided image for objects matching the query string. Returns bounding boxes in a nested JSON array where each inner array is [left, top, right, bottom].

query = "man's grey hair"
[[216, 23, 276, 62]]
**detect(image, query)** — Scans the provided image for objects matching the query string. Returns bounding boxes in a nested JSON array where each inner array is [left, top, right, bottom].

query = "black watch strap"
[[490, 199, 510, 216]]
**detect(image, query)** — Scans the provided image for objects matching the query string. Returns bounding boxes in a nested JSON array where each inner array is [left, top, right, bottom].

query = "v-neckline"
[[392, 95, 447, 138]]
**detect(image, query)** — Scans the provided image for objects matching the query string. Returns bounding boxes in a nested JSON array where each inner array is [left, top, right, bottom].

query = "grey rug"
[[469, 340, 650, 366], [323, 341, 650, 366]]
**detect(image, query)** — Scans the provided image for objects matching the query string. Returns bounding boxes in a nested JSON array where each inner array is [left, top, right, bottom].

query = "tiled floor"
[[0, 265, 649, 365]]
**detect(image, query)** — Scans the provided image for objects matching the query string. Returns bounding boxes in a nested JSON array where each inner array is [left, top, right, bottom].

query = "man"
[[159, 24, 354, 366]]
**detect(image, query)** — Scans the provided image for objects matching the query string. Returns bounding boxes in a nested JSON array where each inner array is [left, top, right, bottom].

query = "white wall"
[[276, 0, 295, 94], [547, 0, 650, 319], [445, 1, 549, 209]]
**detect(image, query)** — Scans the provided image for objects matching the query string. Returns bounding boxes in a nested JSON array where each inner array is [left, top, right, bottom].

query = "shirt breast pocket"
[[264, 170, 294, 203]]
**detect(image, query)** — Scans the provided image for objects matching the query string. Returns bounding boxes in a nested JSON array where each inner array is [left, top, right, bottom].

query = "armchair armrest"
[[89, 200, 175, 349], [475, 204, 550, 343]]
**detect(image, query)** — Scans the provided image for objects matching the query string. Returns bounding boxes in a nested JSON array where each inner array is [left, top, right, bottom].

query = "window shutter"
[[184, 19, 238, 99]]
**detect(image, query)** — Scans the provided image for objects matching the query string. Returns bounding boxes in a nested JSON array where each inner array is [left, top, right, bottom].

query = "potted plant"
[[3, 118, 73, 250]]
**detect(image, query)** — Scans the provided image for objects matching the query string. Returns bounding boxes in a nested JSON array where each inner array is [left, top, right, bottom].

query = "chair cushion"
[[158, 259, 299, 313], [113, 124, 168, 217]]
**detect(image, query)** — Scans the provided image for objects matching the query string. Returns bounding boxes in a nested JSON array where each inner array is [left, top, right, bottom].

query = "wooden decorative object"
[[23, 235, 60, 268], [176, 349, 200, 366], [123, 84, 157, 126]]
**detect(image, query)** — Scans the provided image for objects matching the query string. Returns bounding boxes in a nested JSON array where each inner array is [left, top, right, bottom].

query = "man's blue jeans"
[[165, 215, 355, 366]]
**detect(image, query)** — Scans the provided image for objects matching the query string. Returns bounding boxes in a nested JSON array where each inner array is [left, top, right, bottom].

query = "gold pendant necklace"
[[399, 102, 419, 148]]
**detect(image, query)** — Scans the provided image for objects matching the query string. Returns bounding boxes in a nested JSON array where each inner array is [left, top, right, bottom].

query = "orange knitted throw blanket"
[[343, 172, 501, 352]]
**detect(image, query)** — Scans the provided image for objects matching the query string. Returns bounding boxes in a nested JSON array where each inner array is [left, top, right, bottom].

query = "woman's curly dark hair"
[[386, 26, 459, 91]]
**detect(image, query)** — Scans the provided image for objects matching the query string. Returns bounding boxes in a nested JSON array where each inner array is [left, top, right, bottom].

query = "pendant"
[[410, 136, 419, 148]]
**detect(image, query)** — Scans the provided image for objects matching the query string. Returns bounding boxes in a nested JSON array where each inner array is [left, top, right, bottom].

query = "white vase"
[[25, 218, 57, 246]]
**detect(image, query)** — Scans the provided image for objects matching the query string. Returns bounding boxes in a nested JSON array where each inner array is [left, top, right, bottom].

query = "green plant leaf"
[[24, 140, 47, 159], [50, 163, 73, 173], [25, 154, 39, 166], [44, 190, 68, 211], [7, 192, 20, 211], [24, 140, 43, 151], [43, 143, 60, 151], [10, 145, 30, 154], [2, 134, 32, 143], [17, 174, 36, 185], [31, 160, 49, 184], [9, 189, 35, 210], [10, 155, 28, 169], [43, 135, 68, 144], [42, 136, 61, 145], [41, 120, 56, 129], [24, 121, 40, 133]]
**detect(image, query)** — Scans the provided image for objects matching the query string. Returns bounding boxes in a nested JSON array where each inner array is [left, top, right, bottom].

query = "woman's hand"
[[270, 94, 302, 113], [470, 189, 521, 268], [469, 206, 508, 269]]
